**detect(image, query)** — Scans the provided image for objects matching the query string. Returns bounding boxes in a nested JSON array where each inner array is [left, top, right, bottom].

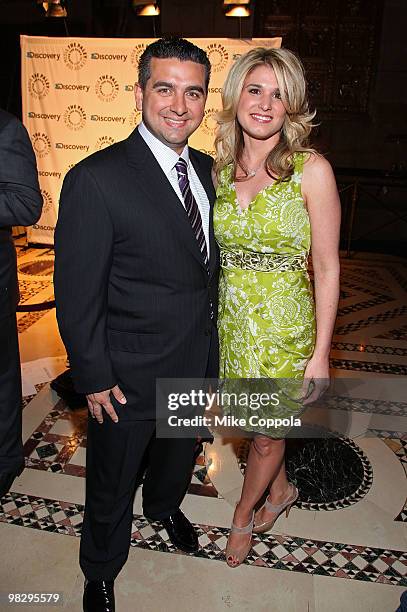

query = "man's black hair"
[[138, 37, 211, 91]]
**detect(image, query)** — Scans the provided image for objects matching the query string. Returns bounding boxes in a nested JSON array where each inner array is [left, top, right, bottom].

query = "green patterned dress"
[[213, 154, 316, 436]]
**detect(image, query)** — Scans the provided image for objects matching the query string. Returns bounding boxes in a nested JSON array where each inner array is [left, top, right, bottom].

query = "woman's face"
[[236, 64, 287, 142]]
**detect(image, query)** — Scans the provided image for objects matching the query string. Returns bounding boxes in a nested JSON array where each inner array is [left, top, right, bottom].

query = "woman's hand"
[[301, 354, 330, 405]]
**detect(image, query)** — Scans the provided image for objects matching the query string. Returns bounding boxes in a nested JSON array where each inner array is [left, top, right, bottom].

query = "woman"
[[213, 47, 340, 567]]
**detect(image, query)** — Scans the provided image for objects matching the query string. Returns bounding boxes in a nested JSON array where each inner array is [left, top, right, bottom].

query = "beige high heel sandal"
[[225, 511, 254, 568], [253, 483, 299, 534]]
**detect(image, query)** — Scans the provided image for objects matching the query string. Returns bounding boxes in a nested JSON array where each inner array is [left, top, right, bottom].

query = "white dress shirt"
[[138, 121, 210, 258]]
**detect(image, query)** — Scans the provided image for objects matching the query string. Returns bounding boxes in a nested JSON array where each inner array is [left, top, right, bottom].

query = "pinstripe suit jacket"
[[0, 110, 42, 314], [54, 128, 219, 419]]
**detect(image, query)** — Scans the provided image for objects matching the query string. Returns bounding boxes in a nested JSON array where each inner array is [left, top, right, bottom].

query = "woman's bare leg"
[[227, 436, 290, 564]]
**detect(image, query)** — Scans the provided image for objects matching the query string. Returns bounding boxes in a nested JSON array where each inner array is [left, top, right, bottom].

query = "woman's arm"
[[301, 154, 341, 399]]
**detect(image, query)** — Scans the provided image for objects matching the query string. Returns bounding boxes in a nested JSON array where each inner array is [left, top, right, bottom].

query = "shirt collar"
[[138, 121, 190, 174]]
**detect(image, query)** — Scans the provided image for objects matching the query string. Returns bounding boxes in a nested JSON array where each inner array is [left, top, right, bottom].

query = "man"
[[54, 38, 219, 612], [0, 109, 42, 499]]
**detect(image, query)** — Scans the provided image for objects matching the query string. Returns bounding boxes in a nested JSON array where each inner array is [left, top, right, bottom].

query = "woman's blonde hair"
[[214, 47, 317, 182]]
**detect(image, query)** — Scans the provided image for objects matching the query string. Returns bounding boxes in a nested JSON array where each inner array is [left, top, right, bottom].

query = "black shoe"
[[0, 464, 24, 499], [50, 369, 87, 409], [83, 580, 115, 612], [160, 510, 199, 553], [198, 426, 214, 445]]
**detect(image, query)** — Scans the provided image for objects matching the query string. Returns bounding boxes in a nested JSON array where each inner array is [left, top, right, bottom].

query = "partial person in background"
[[213, 47, 340, 567], [0, 109, 43, 498], [396, 591, 407, 612]]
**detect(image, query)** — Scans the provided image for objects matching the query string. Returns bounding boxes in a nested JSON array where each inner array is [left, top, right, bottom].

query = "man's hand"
[[86, 385, 127, 423]]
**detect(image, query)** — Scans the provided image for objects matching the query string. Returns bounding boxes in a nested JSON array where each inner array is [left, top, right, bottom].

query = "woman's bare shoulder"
[[303, 152, 334, 179]]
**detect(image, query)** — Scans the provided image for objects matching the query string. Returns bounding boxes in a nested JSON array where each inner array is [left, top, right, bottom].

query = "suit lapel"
[[125, 129, 208, 272]]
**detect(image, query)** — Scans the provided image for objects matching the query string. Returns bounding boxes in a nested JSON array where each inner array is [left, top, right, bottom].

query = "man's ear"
[[134, 83, 143, 111]]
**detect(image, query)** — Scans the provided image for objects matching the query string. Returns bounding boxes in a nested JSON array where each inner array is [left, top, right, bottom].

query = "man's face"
[[135, 57, 207, 154]]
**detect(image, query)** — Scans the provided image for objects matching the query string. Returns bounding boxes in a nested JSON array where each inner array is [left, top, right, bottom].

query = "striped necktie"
[[175, 158, 209, 269]]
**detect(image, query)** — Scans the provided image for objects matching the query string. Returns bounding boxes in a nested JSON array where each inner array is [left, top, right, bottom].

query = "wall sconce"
[[43, 0, 67, 18], [138, 4, 160, 16], [225, 6, 250, 17], [223, 1, 251, 38], [132, 1, 160, 17], [132, 1, 160, 36]]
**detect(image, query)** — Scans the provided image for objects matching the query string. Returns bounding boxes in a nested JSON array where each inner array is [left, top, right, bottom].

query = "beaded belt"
[[220, 250, 308, 272]]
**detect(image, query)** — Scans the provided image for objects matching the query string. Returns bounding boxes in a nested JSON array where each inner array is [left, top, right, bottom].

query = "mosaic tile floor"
[[15, 246, 55, 333], [0, 489, 405, 587], [1, 248, 406, 611]]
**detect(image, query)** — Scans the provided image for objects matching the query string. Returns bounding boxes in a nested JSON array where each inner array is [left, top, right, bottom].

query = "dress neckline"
[[232, 179, 279, 213], [226, 163, 280, 213]]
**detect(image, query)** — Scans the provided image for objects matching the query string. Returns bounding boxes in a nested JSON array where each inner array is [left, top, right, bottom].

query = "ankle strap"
[[230, 513, 254, 534], [265, 484, 297, 513]]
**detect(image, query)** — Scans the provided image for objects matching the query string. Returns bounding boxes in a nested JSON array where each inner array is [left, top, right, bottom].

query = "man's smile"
[[162, 117, 189, 128]]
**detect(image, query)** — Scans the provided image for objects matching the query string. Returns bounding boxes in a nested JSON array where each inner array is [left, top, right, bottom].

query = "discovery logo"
[[91, 52, 127, 62], [32, 223, 55, 232], [55, 83, 90, 93], [63, 105, 86, 131], [91, 114, 126, 124], [56, 142, 90, 153], [95, 75, 120, 102], [199, 148, 216, 157], [28, 111, 60, 122], [63, 42, 87, 70], [39, 170, 62, 180], [124, 85, 134, 92], [31, 132, 51, 158], [205, 43, 229, 73], [28, 73, 50, 99], [26, 51, 60, 61], [95, 136, 115, 151], [209, 87, 222, 94], [130, 43, 147, 68]]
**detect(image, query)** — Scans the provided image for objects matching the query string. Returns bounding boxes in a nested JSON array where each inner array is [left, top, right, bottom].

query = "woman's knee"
[[252, 436, 284, 457]]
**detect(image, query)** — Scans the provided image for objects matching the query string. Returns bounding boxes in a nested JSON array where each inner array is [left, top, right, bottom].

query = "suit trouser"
[[79, 418, 197, 580], [80, 324, 218, 580], [0, 313, 23, 474]]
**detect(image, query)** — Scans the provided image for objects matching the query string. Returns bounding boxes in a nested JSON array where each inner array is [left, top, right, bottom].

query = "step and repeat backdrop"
[[21, 35, 281, 244]]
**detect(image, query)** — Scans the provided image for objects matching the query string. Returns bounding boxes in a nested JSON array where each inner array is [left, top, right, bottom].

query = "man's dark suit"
[[54, 128, 219, 580], [0, 109, 42, 484]]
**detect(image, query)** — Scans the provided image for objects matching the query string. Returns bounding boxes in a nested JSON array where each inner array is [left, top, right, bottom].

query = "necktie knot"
[[175, 158, 188, 179]]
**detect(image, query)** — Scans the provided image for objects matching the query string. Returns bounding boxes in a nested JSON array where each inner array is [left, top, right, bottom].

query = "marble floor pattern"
[[0, 247, 406, 611]]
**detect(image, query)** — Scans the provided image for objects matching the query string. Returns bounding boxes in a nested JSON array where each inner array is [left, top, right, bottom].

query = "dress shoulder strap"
[[218, 163, 233, 186], [292, 151, 307, 175]]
